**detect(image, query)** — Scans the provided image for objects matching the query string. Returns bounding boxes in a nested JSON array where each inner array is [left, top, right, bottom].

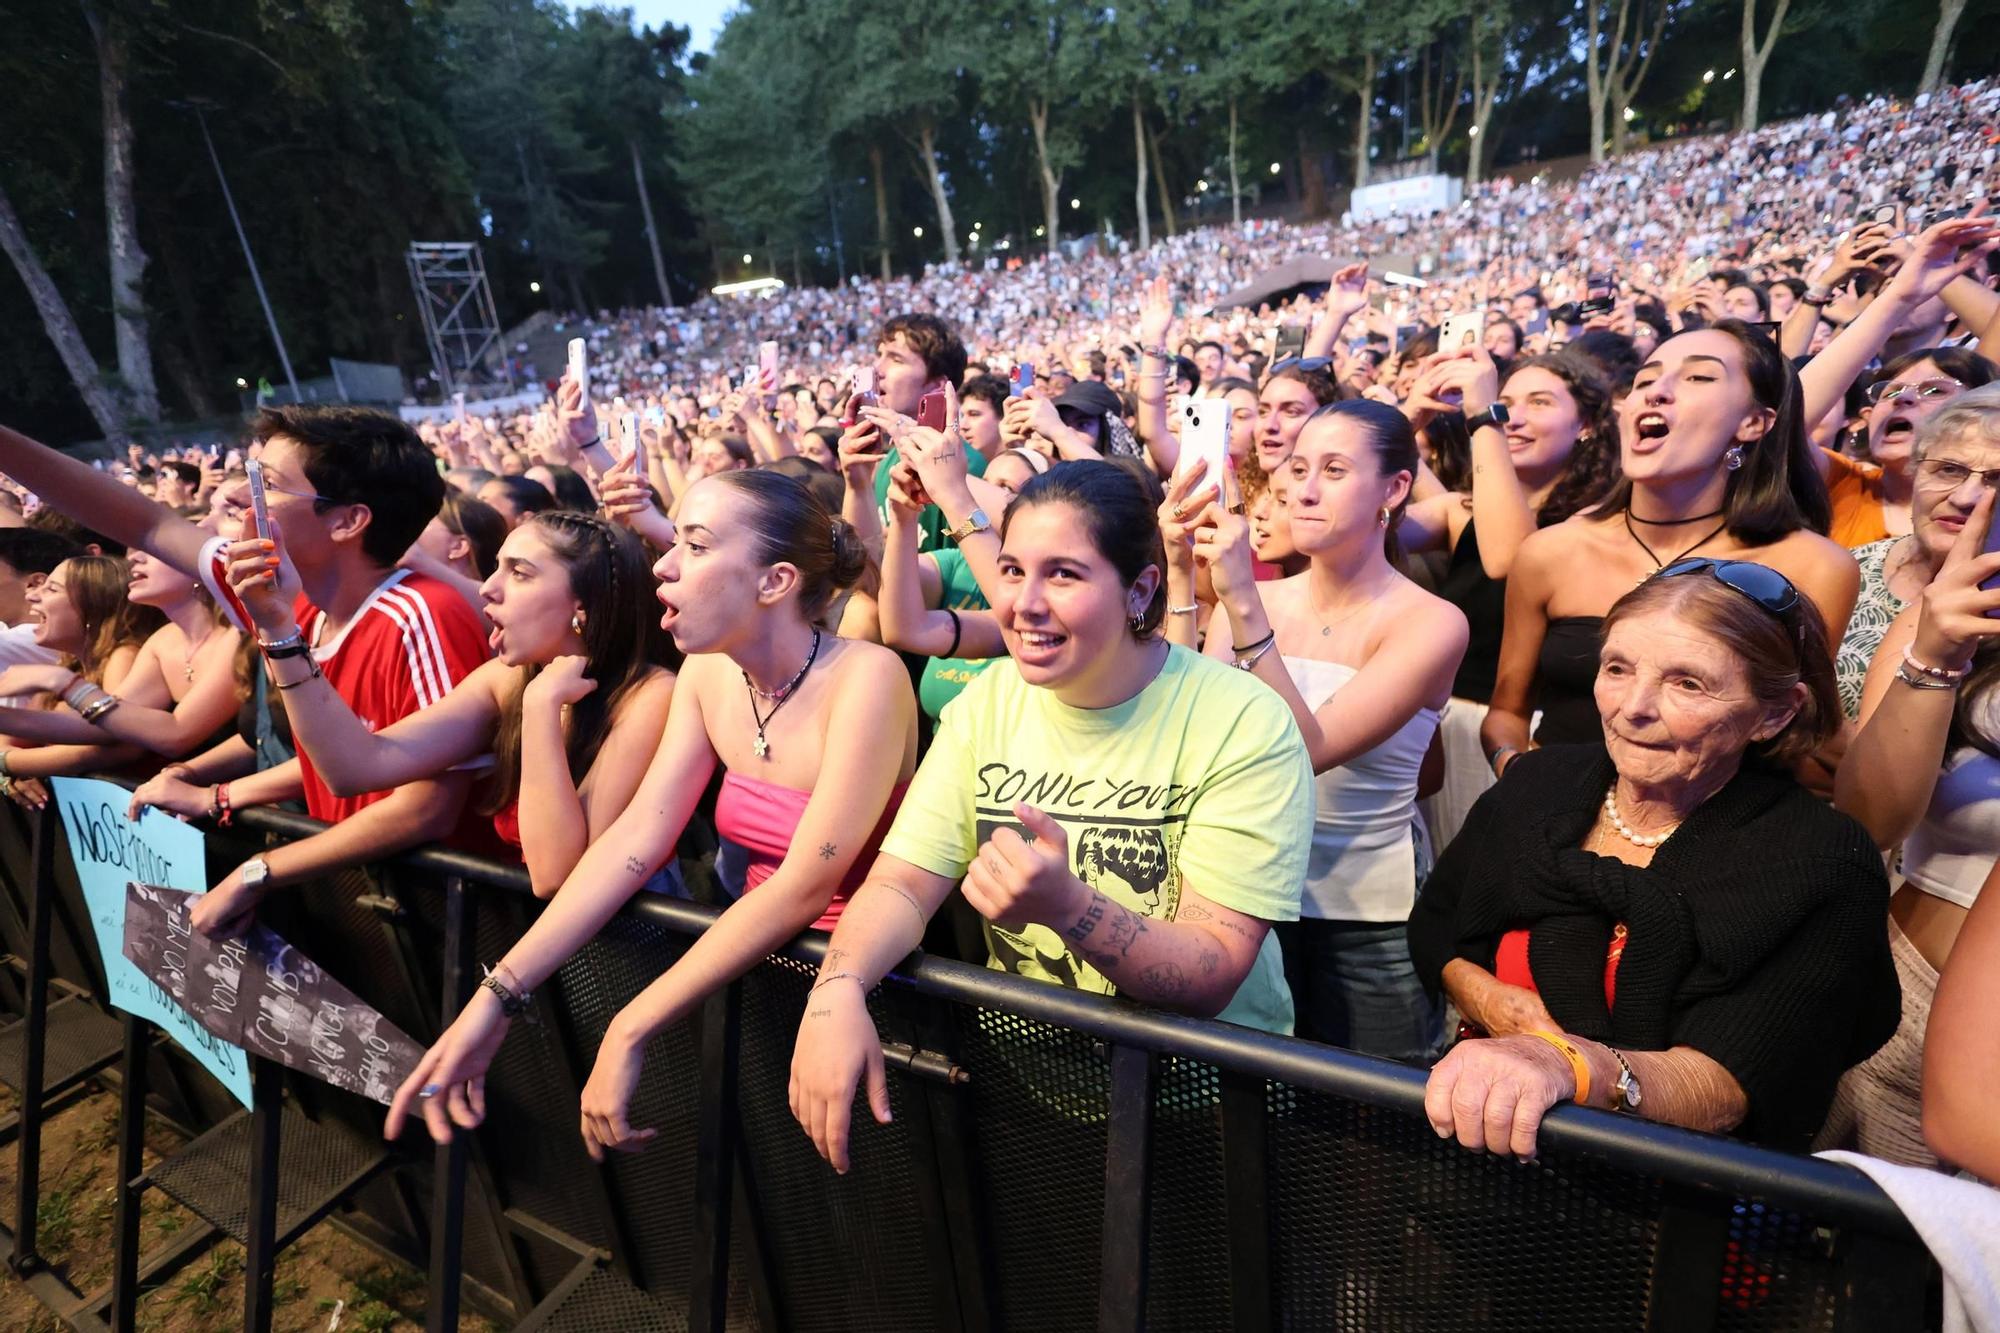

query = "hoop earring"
[[570, 611, 585, 635], [1378, 507, 1392, 528], [1724, 445, 1745, 472]]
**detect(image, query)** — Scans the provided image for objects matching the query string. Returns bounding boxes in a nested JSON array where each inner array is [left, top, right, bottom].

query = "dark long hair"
[[480, 512, 676, 817], [1002, 461, 1167, 638], [1506, 352, 1622, 526], [1596, 319, 1830, 543]]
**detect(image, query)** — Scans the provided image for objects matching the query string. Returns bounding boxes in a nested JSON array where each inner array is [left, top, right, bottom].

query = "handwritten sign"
[[50, 776, 253, 1107], [123, 882, 423, 1105]]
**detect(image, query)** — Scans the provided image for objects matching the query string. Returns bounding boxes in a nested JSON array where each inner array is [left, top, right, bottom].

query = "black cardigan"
[[1407, 745, 1899, 1150]]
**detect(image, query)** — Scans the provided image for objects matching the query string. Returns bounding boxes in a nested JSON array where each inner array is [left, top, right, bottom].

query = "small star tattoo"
[[819, 842, 837, 860]]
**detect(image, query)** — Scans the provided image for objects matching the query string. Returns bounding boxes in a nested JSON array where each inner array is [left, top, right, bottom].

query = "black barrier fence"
[[0, 796, 1939, 1332]]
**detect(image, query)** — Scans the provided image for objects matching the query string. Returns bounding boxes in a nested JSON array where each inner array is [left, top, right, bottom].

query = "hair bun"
[[828, 517, 868, 591]]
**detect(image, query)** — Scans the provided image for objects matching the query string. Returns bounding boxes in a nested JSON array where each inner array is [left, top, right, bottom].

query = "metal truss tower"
[[405, 242, 510, 394]]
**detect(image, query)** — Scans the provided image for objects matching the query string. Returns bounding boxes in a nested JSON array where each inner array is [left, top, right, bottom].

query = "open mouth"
[[1012, 627, 1068, 663], [1879, 417, 1915, 444], [1634, 412, 1669, 441]]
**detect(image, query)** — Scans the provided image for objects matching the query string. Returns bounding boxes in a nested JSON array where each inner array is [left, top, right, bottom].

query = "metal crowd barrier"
[[0, 797, 1938, 1332]]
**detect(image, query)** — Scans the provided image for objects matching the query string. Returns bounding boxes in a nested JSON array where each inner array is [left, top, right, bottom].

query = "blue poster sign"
[[49, 776, 253, 1108]]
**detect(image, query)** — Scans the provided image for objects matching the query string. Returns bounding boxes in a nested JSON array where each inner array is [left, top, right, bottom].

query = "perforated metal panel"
[[149, 1101, 385, 1244], [0, 992, 120, 1093], [1144, 1057, 1232, 1331], [1712, 1201, 1844, 1333]]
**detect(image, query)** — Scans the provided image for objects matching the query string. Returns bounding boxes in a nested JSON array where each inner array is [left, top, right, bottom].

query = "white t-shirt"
[[0, 622, 61, 708]]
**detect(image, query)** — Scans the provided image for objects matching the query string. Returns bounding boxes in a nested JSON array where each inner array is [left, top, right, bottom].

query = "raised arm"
[[0, 423, 211, 574], [1133, 276, 1180, 477], [1478, 534, 1557, 773], [1301, 261, 1370, 361]]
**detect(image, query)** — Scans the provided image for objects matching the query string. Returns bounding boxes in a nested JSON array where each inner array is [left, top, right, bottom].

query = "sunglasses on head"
[[1655, 557, 1802, 627], [1270, 356, 1334, 374]]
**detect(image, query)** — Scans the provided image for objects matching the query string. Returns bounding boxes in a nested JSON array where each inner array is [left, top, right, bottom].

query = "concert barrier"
[[0, 796, 1937, 1332]]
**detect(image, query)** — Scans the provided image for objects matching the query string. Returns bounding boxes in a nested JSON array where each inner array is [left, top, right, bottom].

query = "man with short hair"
[[956, 376, 1009, 460], [1194, 340, 1226, 388], [0, 529, 78, 703], [838, 313, 989, 556], [0, 406, 493, 936]]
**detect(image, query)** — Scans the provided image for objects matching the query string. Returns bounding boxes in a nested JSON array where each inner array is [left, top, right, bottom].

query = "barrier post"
[[1219, 1069, 1272, 1333], [240, 1058, 283, 1333], [8, 803, 56, 1274], [424, 876, 474, 1333], [1097, 1044, 1157, 1333], [109, 1014, 149, 1331], [688, 980, 741, 1333]]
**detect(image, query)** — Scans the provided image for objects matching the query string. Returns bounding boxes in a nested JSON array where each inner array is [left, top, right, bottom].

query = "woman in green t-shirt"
[[789, 460, 1314, 1174]]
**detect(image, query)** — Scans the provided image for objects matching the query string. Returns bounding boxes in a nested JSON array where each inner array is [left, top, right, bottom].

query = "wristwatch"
[[1464, 402, 1512, 434], [1608, 1047, 1644, 1113], [945, 508, 992, 543], [241, 856, 272, 892]]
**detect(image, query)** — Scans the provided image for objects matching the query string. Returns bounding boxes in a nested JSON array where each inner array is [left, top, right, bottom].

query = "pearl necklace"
[[1602, 785, 1679, 849]]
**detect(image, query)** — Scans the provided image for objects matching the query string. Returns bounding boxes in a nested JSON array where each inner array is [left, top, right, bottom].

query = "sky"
[[606, 0, 734, 53]]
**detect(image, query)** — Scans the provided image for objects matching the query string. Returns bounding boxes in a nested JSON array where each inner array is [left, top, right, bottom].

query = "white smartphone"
[[1179, 400, 1231, 504], [567, 337, 588, 397], [452, 390, 466, 421], [621, 410, 643, 475], [1440, 311, 1483, 354], [245, 458, 273, 542]]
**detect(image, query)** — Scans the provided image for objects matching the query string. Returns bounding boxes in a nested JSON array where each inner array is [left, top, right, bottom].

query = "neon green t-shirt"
[[873, 447, 988, 554], [917, 548, 994, 721], [881, 644, 1313, 1034]]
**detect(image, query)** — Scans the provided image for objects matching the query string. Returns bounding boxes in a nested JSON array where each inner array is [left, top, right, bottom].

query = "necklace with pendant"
[[1306, 580, 1379, 638], [182, 623, 217, 683], [743, 628, 821, 760]]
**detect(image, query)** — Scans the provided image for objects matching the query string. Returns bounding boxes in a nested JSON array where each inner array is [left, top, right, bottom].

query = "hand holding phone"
[[1440, 311, 1483, 353], [916, 389, 948, 433], [621, 411, 645, 478], [1012, 362, 1034, 396], [758, 341, 780, 403], [1178, 401, 1231, 506], [843, 368, 878, 426], [567, 338, 589, 399]]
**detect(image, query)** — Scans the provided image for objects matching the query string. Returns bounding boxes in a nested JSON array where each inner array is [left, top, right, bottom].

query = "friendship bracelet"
[[1895, 663, 1959, 691], [1168, 604, 1198, 617], [1231, 630, 1277, 656], [1902, 643, 1970, 680], [1525, 1029, 1593, 1107], [1234, 637, 1278, 671]]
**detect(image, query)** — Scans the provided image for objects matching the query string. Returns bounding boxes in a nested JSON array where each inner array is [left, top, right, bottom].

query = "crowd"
[[0, 78, 1998, 1206]]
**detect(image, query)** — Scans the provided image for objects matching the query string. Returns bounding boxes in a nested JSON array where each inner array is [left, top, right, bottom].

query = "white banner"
[[1349, 173, 1463, 221]]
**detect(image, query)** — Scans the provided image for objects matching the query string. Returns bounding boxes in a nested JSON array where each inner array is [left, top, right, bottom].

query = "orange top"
[[1824, 450, 1890, 549]]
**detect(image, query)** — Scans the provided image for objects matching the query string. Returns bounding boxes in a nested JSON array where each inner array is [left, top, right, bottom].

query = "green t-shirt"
[[873, 446, 988, 554], [918, 548, 994, 721], [881, 644, 1313, 1034]]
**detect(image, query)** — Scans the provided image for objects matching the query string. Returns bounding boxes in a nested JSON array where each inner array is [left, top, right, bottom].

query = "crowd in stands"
[[1, 78, 1999, 1202]]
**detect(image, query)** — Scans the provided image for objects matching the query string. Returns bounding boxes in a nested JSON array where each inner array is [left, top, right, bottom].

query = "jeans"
[[1276, 918, 1442, 1066]]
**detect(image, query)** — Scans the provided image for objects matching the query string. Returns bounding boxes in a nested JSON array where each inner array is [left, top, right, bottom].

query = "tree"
[[80, 0, 160, 424], [1921, 0, 1969, 93], [1738, 0, 1791, 132], [1464, 3, 1512, 188], [982, 4, 1095, 256], [1583, 0, 1670, 162], [0, 184, 132, 442]]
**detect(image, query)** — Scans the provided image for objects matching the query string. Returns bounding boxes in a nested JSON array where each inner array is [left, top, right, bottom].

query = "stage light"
[[742, 253, 752, 264], [235, 377, 248, 389], [1703, 69, 1716, 84], [1069, 198, 1080, 210], [529, 281, 541, 293], [913, 226, 924, 237], [1269, 162, 1281, 174], [1197, 179, 1209, 192]]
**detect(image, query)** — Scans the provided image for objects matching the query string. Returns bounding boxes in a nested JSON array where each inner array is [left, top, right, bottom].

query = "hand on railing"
[[789, 976, 891, 1175]]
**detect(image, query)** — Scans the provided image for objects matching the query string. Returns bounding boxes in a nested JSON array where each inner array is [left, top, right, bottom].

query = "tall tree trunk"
[[1296, 123, 1328, 219], [1132, 96, 1151, 250], [1466, 37, 1501, 191], [1584, 0, 1612, 164], [914, 119, 961, 266], [1353, 52, 1376, 188], [0, 183, 133, 443], [1145, 115, 1178, 238], [1739, 0, 1791, 133], [81, 0, 159, 424], [1921, 0, 1969, 93], [156, 339, 216, 420], [869, 141, 891, 280], [1028, 97, 1062, 256], [1227, 95, 1242, 228], [629, 139, 674, 309]]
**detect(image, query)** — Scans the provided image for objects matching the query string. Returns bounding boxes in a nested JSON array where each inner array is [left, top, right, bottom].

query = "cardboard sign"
[[51, 777, 253, 1107], [123, 882, 423, 1105]]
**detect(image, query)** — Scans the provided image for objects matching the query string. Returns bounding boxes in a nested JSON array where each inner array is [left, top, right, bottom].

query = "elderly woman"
[[1408, 561, 1898, 1156]]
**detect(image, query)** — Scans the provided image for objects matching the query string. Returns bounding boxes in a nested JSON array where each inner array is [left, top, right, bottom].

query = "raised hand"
[[1325, 261, 1370, 321]]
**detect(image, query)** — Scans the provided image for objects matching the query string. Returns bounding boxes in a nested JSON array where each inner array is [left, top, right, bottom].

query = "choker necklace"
[[743, 628, 821, 760], [1624, 510, 1729, 575], [1625, 506, 1724, 525], [1603, 784, 1679, 849]]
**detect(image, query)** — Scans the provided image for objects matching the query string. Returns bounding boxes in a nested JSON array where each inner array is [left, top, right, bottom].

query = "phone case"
[[567, 338, 588, 397]]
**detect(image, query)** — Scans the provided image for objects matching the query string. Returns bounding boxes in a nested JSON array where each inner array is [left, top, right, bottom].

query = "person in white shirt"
[[0, 529, 79, 704]]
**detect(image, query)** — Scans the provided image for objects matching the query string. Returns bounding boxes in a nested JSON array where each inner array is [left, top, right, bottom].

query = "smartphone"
[[621, 410, 644, 475], [844, 368, 877, 425], [1179, 400, 1231, 503], [452, 391, 466, 422], [567, 337, 588, 397], [1440, 311, 1483, 353], [1012, 362, 1034, 396], [758, 340, 779, 391], [245, 458, 273, 542], [916, 388, 948, 432], [1856, 202, 1899, 227], [1686, 256, 1712, 283], [1586, 271, 1614, 297]]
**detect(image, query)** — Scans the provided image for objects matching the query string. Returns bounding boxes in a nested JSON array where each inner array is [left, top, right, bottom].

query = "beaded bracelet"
[[1902, 643, 1970, 681], [1895, 663, 1959, 692]]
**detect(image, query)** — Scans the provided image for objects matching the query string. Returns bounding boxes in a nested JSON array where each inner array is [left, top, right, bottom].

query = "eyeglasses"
[[1864, 377, 1965, 406], [1655, 557, 1802, 628], [1269, 356, 1334, 374], [1915, 456, 2000, 491], [261, 478, 341, 506]]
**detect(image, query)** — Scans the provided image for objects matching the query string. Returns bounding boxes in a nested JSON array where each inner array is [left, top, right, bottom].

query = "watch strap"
[[946, 509, 991, 543]]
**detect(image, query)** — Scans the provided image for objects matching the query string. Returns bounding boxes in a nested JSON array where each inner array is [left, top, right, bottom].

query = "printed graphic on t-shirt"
[[972, 760, 1200, 996]]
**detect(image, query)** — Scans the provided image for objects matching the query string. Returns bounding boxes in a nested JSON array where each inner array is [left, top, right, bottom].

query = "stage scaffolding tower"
[[405, 242, 512, 396]]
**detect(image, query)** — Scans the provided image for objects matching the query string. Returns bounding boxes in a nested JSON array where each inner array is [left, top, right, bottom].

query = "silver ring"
[[419, 1083, 441, 1099]]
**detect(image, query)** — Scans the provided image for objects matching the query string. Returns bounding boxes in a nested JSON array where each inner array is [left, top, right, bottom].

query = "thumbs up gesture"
[[961, 802, 1088, 931]]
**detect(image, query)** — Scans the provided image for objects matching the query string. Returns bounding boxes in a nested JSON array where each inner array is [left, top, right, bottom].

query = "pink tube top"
[[713, 773, 910, 932]]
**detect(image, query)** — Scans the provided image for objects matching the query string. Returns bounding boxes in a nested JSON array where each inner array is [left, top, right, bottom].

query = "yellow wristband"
[[1524, 1029, 1592, 1107]]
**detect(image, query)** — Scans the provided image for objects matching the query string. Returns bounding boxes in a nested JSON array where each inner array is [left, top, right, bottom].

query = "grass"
[[173, 1248, 238, 1313], [34, 1188, 74, 1252]]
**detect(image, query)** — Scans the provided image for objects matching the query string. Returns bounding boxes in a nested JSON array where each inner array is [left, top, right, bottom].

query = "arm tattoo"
[[1104, 905, 1149, 957], [823, 947, 848, 974], [819, 841, 837, 860], [807, 1006, 833, 1019], [623, 855, 646, 877], [1138, 962, 1191, 1000], [1063, 896, 1107, 944]]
